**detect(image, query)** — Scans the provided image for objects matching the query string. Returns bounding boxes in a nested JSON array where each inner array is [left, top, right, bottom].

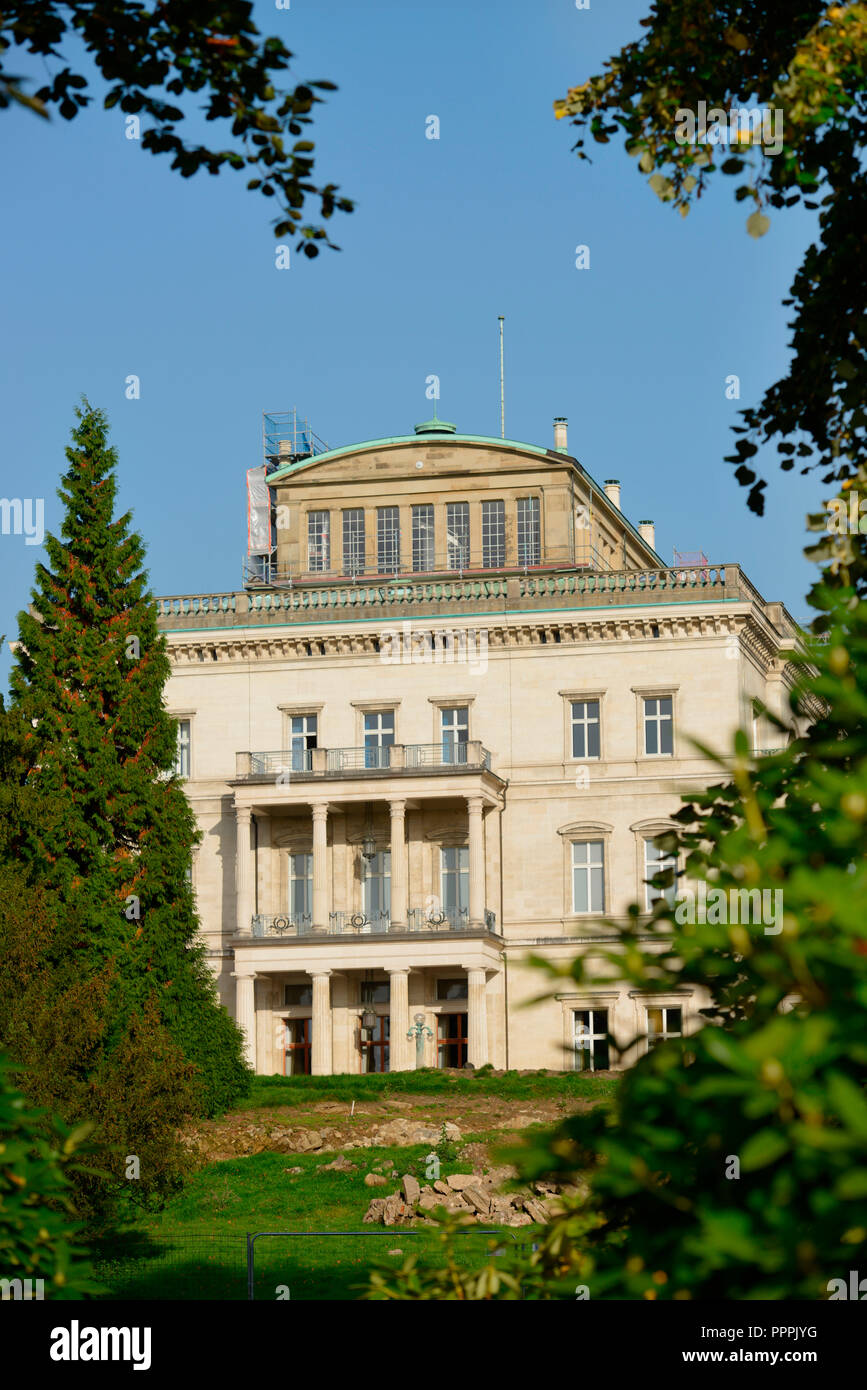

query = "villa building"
[[156, 414, 806, 1076]]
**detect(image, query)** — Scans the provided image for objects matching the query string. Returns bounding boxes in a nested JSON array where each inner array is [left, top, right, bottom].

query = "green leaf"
[[739, 1128, 789, 1170]]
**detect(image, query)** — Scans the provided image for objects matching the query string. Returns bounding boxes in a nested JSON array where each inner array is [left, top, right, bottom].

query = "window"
[[441, 847, 469, 918], [572, 840, 605, 913], [437, 1012, 468, 1067], [285, 983, 313, 1007], [360, 1015, 390, 1073], [363, 710, 394, 768], [481, 499, 505, 568], [446, 501, 470, 570], [362, 851, 391, 919], [377, 506, 400, 573], [289, 714, 317, 772], [342, 509, 365, 576], [361, 981, 390, 1004], [517, 497, 541, 566], [284, 1017, 311, 1074], [644, 839, 678, 910], [573, 1008, 609, 1072], [173, 720, 191, 778], [571, 701, 600, 759], [646, 1005, 682, 1048], [441, 706, 469, 764], [288, 853, 313, 922], [307, 511, 330, 572], [436, 978, 468, 1001], [412, 504, 435, 572], [644, 696, 673, 755]]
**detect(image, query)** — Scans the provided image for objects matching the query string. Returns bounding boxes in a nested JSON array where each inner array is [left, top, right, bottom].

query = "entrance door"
[[437, 1013, 468, 1068], [361, 1016, 390, 1073], [284, 1018, 312, 1075]]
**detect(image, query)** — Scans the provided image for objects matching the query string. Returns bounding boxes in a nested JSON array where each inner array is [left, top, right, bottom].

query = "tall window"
[[516, 496, 541, 566], [307, 510, 330, 572], [288, 853, 313, 922], [362, 851, 391, 919], [644, 839, 678, 910], [289, 714, 317, 772], [360, 1015, 390, 1073], [342, 509, 365, 576], [441, 847, 469, 917], [412, 504, 435, 572], [363, 710, 394, 768], [481, 499, 505, 568], [441, 706, 469, 764], [572, 840, 604, 913], [437, 1012, 468, 1068], [644, 696, 673, 756], [446, 501, 470, 570], [173, 720, 191, 778], [283, 1018, 312, 1075], [571, 700, 600, 759], [646, 1005, 682, 1048], [573, 1008, 609, 1072], [377, 506, 400, 573]]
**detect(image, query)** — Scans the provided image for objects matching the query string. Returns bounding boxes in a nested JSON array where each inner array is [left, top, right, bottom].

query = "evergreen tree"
[[6, 402, 249, 1124]]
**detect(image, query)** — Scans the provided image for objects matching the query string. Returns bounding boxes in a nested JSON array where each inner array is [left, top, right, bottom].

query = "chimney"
[[553, 417, 568, 453], [603, 479, 621, 509], [638, 520, 656, 551]]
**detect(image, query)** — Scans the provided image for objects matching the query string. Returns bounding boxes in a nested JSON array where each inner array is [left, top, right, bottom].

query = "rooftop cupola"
[[413, 418, 457, 436]]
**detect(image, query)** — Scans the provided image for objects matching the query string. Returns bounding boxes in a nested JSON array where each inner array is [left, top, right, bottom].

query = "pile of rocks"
[[362, 1172, 577, 1228]]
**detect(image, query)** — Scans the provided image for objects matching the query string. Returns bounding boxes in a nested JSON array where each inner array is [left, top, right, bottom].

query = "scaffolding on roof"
[[263, 409, 329, 471]]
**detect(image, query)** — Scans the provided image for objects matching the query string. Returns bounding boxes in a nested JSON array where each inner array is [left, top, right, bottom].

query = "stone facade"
[[156, 421, 808, 1076]]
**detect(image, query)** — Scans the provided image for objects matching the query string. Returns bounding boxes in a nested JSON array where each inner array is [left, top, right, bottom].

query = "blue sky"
[[0, 0, 823, 690]]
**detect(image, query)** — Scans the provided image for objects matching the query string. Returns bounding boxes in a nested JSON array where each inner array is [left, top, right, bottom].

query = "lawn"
[[239, 1067, 617, 1111]]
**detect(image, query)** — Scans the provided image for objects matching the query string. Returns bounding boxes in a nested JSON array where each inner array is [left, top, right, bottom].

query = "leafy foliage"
[[0, 1, 353, 253], [554, 2, 867, 512], [0, 1050, 103, 1298]]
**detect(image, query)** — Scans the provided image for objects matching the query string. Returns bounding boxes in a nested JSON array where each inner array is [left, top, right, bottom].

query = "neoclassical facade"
[[156, 417, 807, 1075]]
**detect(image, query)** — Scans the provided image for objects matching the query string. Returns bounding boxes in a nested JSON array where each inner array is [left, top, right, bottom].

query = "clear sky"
[[0, 0, 823, 690]]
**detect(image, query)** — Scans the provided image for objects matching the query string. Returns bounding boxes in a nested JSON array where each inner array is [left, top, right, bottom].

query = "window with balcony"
[[289, 714, 317, 772], [307, 510, 330, 572], [288, 853, 313, 923], [646, 1005, 682, 1048], [441, 706, 469, 764], [446, 501, 470, 570], [173, 720, 191, 778], [377, 506, 400, 574], [573, 1008, 609, 1072], [644, 838, 678, 910], [342, 508, 365, 576], [571, 700, 600, 759], [572, 840, 605, 913], [362, 851, 391, 920], [481, 499, 505, 568], [441, 846, 469, 919], [644, 696, 673, 756], [412, 504, 435, 572], [517, 496, 541, 566], [363, 710, 395, 768]]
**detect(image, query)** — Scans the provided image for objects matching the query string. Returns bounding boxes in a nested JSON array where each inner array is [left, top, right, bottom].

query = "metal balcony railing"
[[242, 907, 499, 938], [250, 913, 313, 937], [236, 742, 494, 780]]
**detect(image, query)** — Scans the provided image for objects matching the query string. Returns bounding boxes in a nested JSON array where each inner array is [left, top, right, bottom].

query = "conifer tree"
[[7, 402, 249, 1121]]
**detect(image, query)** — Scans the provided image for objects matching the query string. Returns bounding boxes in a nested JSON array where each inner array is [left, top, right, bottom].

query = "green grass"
[[239, 1068, 617, 1111], [93, 1142, 531, 1301]]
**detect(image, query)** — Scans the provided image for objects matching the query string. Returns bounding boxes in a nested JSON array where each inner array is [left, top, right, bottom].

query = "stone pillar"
[[467, 796, 485, 928], [312, 802, 329, 930], [309, 970, 333, 1075], [232, 971, 258, 1070], [389, 968, 411, 1071], [389, 799, 407, 929], [466, 967, 488, 1068], [235, 806, 253, 935]]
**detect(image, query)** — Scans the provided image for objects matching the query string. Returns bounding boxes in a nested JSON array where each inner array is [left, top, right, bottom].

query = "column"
[[309, 970, 333, 1074], [389, 799, 407, 930], [235, 805, 253, 935], [466, 967, 488, 1068], [232, 971, 258, 1071], [312, 802, 329, 930], [389, 968, 411, 1071], [467, 796, 485, 928]]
